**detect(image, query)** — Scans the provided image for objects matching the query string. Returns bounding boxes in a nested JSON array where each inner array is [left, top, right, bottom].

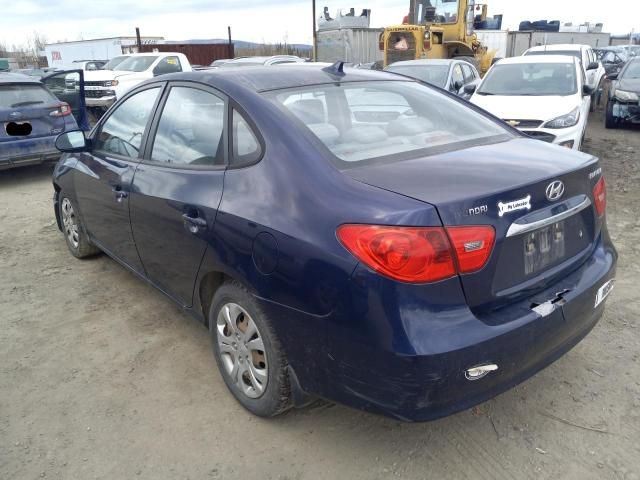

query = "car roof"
[[527, 44, 587, 52], [388, 59, 459, 67], [0, 72, 43, 84], [167, 64, 410, 93], [500, 55, 578, 64]]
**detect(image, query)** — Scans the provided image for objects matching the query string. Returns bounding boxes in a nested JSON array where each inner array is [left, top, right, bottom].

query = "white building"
[[45, 36, 164, 68]]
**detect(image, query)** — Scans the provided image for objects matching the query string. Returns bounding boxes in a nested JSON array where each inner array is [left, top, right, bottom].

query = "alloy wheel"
[[61, 198, 80, 249], [216, 302, 268, 399]]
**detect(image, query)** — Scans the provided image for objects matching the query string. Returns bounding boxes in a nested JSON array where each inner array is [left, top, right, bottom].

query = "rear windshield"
[[477, 63, 577, 96], [385, 65, 449, 88], [115, 56, 158, 72], [265, 80, 510, 165], [0, 84, 56, 108]]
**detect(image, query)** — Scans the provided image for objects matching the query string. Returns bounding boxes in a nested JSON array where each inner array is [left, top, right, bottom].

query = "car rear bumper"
[[0, 136, 60, 170], [289, 233, 617, 422]]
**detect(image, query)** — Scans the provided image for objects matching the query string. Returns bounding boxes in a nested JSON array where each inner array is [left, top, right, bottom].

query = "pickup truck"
[[82, 53, 192, 109]]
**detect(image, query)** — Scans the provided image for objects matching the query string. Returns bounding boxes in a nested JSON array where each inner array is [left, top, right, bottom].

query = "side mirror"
[[464, 83, 477, 95], [582, 85, 596, 96], [55, 130, 89, 153], [587, 61, 599, 70], [607, 72, 619, 80]]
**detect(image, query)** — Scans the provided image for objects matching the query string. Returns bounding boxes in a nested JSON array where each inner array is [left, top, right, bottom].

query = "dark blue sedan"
[[52, 64, 617, 421]]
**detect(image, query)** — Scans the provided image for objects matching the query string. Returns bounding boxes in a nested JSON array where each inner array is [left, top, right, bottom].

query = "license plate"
[[594, 279, 615, 308], [524, 222, 565, 275]]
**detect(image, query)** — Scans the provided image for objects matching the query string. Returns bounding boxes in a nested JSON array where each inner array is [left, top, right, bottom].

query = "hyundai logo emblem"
[[546, 181, 565, 202]]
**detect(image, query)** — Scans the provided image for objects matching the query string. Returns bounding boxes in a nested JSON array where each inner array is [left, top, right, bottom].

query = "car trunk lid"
[[343, 137, 604, 310]]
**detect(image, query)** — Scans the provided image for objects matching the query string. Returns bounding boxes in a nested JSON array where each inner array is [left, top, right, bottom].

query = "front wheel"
[[58, 194, 100, 258], [210, 281, 291, 417]]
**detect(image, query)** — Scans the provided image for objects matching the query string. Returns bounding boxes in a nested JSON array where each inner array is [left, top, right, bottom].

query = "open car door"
[[41, 70, 89, 131]]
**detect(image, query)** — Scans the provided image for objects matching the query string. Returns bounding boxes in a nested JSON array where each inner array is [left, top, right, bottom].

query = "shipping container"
[[317, 28, 383, 64]]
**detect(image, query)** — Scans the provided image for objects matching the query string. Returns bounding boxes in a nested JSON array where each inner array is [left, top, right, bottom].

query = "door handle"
[[112, 185, 128, 202], [182, 213, 207, 234]]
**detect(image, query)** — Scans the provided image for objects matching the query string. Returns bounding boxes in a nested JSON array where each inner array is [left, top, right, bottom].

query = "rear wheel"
[[210, 281, 291, 417], [59, 194, 100, 258], [605, 100, 618, 129]]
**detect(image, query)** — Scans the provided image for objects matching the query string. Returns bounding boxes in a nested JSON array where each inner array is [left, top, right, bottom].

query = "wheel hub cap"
[[61, 198, 80, 248]]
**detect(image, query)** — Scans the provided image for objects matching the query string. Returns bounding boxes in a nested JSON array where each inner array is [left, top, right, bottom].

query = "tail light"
[[337, 224, 495, 283], [593, 177, 606, 216], [445, 226, 496, 273], [337, 225, 456, 283], [50, 102, 72, 117]]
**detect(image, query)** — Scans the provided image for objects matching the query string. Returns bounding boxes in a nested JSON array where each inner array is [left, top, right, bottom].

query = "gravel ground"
[[1, 108, 639, 480]]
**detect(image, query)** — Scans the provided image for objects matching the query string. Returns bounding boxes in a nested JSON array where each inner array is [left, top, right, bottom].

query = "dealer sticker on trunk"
[[498, 195, 531, 217], [594, 279, 615, 308]]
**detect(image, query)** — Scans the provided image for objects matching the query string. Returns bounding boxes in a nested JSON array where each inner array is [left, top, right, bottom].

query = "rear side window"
[[231, 110, 262, 166], [267, 81, 510, 165], [94, 87, 160, 158], [151, 87, 226, 167], [153, 56, 182, 75], [0, 84, 56, 108]]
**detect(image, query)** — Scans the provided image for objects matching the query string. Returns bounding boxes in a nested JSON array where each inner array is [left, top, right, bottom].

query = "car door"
[[584, 48, 598, 89], [459, 62, 480, 98], [42, 70, 89, 130], [73, 85, 163, 273], [129, 83, 227, 306]]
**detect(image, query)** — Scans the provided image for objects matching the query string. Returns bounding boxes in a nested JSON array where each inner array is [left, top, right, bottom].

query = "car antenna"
[[322, 61, 346, 77]]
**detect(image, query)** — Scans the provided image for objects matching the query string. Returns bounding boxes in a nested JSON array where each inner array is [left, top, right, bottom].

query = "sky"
[[0, 0, 638, 48]]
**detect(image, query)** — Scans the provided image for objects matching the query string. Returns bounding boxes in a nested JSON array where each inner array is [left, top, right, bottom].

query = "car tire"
[[209, 281, 292, 417], [605, 101, 618, 129], [58, 193, 100, 258]]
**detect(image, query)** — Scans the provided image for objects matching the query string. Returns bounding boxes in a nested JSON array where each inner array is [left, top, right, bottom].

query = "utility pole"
[[228, 26, 233, 59], [312, 0, 317, 61], [135, 27, 142, 52]]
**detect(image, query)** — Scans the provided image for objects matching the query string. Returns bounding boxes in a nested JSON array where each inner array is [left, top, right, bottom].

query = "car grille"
[[386, 31, 417, 64], [503, 119, 543, 128], [84, 90, 111, 98], [85, 81, 108, 87], [523, 131, 556, 143]]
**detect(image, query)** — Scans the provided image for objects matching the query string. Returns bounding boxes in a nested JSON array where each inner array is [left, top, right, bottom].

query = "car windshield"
[[413, 0, 459, 24], [385, 65, 449, 87], [622, 61, 640, 79], [525, 50, 582, 62], [103, 56, 129, 70], [114, 56, 158, 72], [265, 80, 510, 165], [477, 62, 577, 96], [0, 84, 56, 108]]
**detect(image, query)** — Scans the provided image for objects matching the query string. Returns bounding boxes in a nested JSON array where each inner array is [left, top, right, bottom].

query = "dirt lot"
[[1, 109, 639, 480]]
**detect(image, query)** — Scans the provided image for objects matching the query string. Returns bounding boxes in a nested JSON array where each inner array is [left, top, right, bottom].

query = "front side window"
[[151, 87, 225, 166], [477, 62, 577, 96], [451, 64, 464, 89], [153, 56, 182, 76], [94, 87, 160, 158], [461, 63, 476, 82], [266, 80, 510, 165]]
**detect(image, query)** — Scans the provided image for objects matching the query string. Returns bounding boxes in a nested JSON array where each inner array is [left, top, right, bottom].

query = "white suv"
[[523, 44, 606, 111]]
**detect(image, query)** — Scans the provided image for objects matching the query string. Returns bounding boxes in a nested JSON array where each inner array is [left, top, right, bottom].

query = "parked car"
[[469, 55, 592, 150], [605, 57, 640, 128], [0, 72, 79, 170], [385, 59, 481, 99], [13, 68, 58, 79], [82, 53, 193, 109], [524, 44, 606, 111], [599, 50, 629, 78], [52, 65, 616, 421], [220, 55, 306, 67]]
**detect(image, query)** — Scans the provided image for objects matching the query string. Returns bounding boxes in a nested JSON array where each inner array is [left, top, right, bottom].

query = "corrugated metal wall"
[[507, 32, 611, 56], [317, 28, 383, 64], [140, 44, 234, 66]]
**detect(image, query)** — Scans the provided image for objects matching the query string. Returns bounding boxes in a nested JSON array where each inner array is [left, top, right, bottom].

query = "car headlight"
[[543, 107, 580, 129], [105, 80, 119, 87], [614, 89, 639, 102]]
